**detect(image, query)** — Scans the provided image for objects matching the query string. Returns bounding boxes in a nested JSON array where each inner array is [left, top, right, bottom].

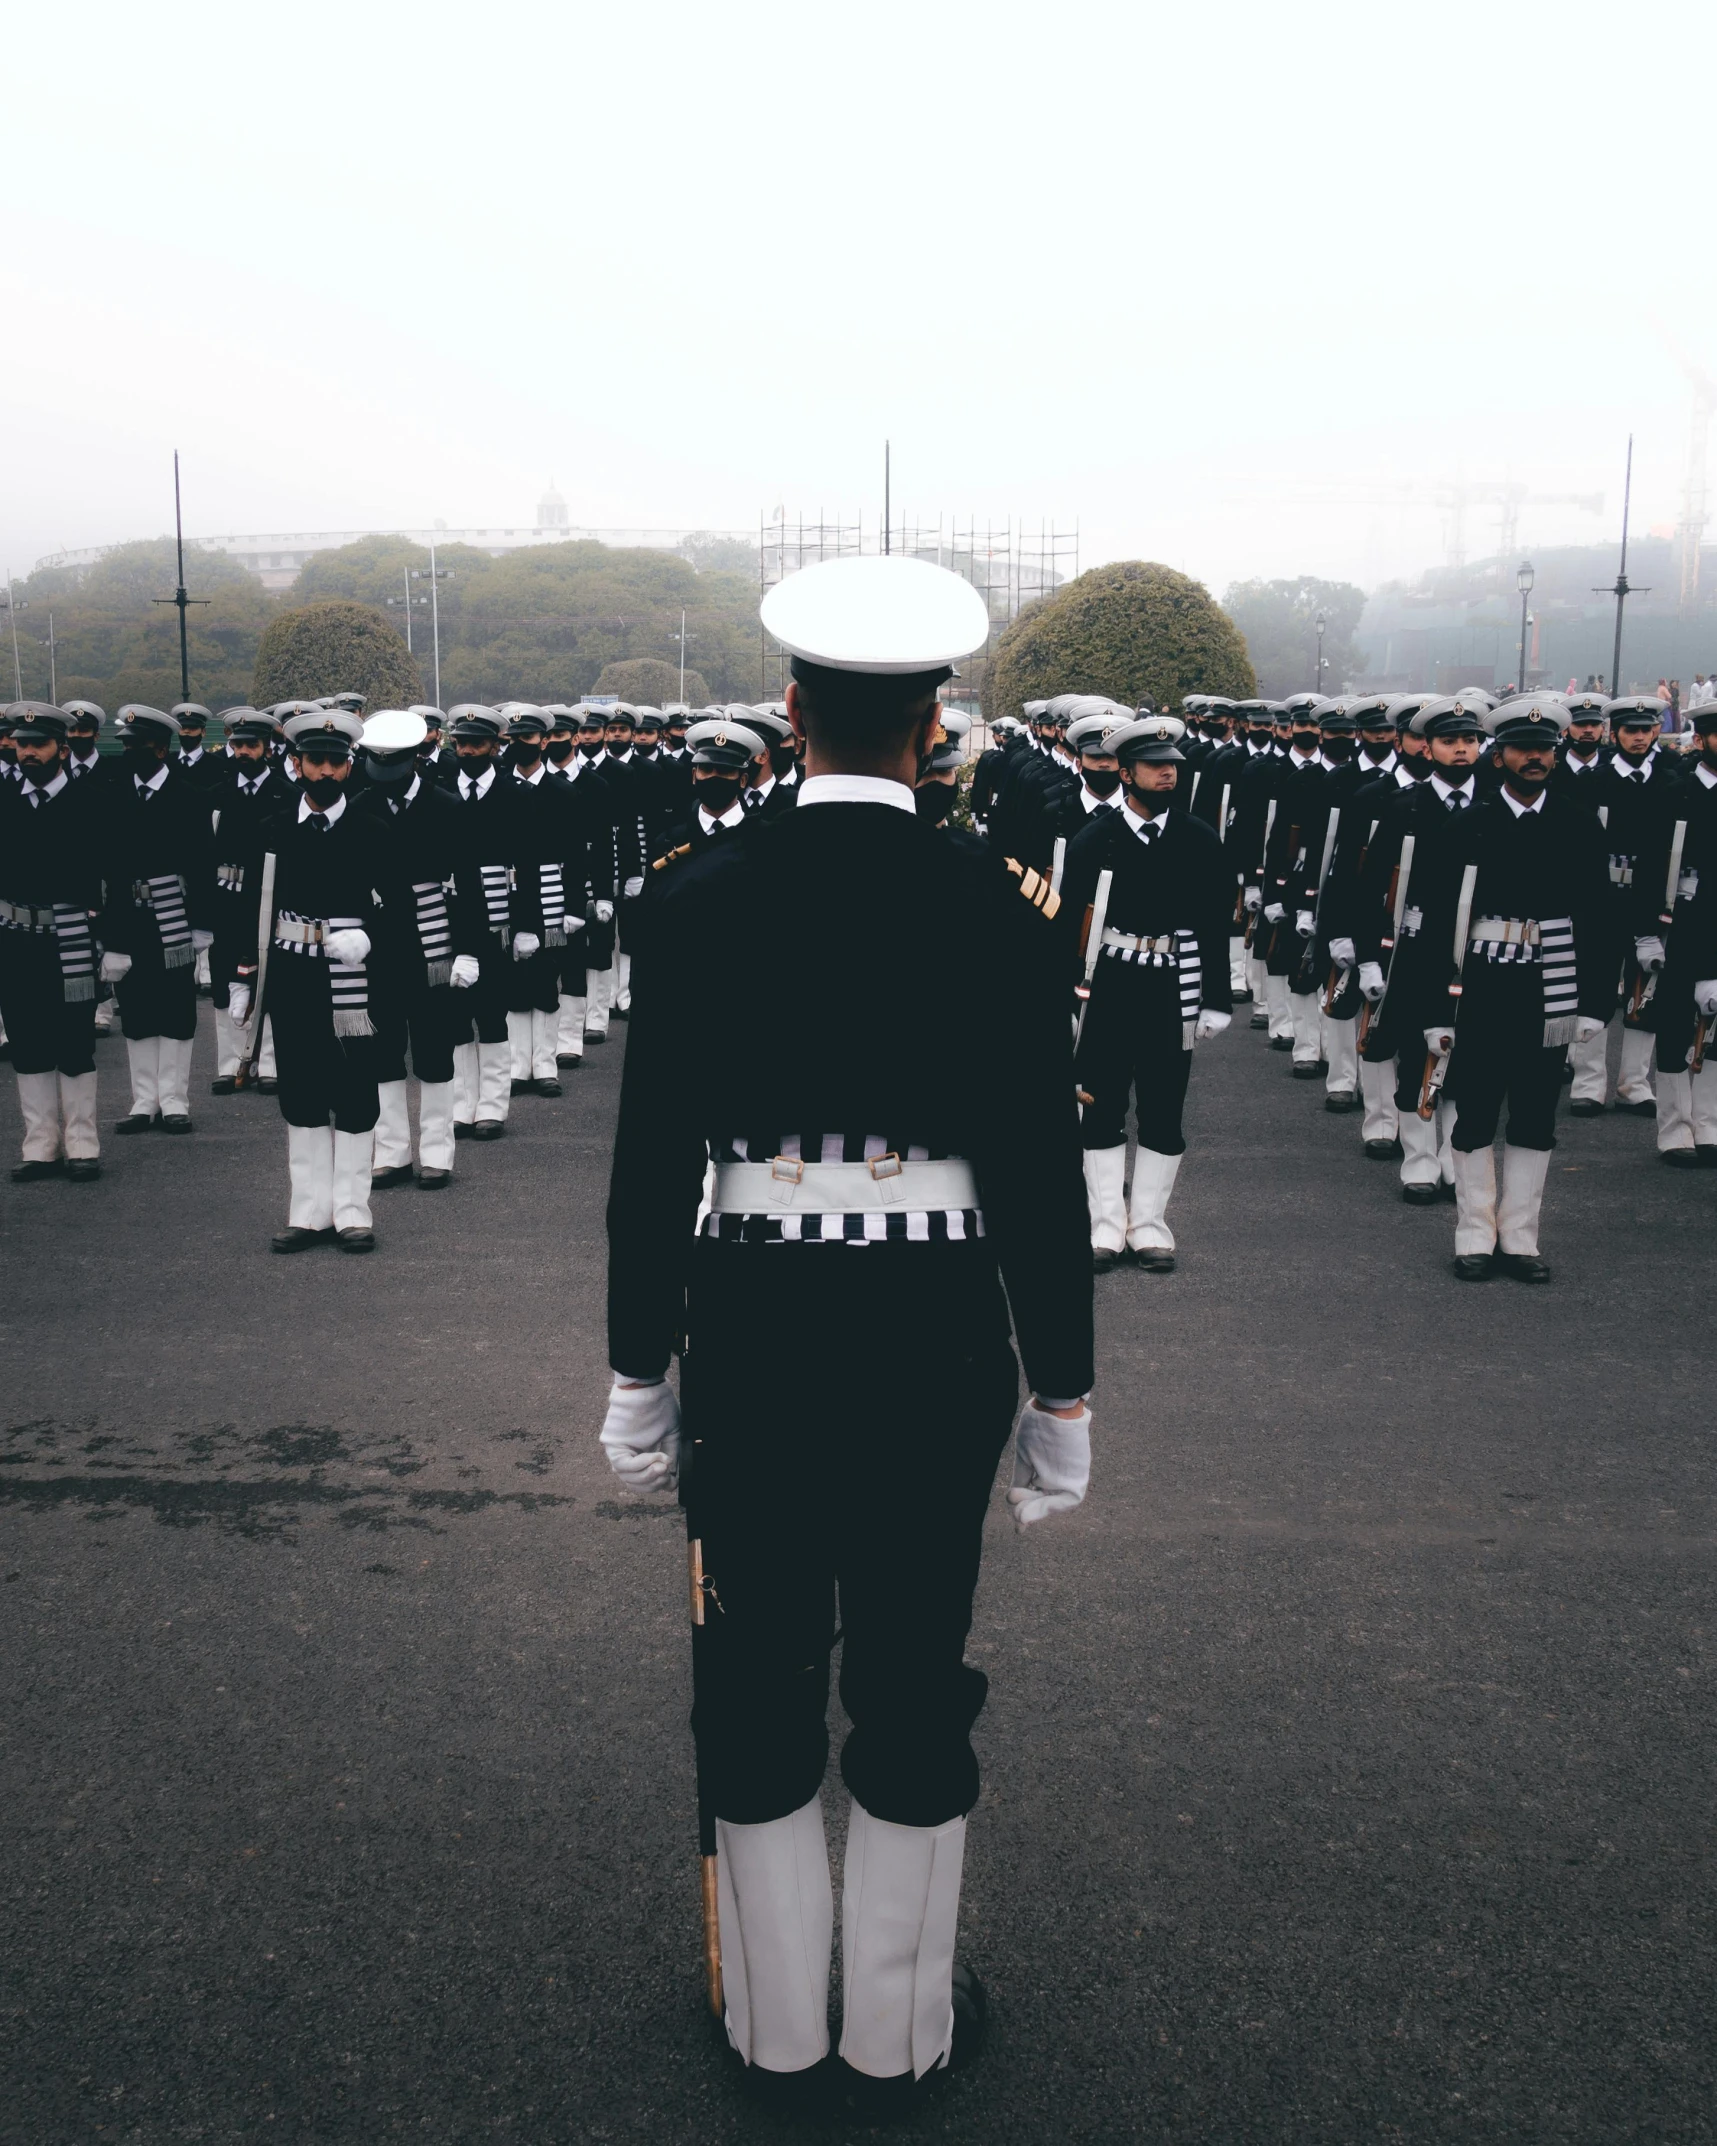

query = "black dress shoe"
[[271, 1225, 335, 1253], [337, 1227, 376, 1253], [158, 1113, 194, 1134], [1494, 1250, 1551, 1283], [114, 1112, 157, 1135], [1324, 1089, 1358, 1112], [1249, 1011, 1269, 1029], [1614, 1098, 1657, 1117], [209, 1076, 237, 1096], [11, 1158, 66, 1182], [532, 1077, 562, 1098], [1698, 1146, 1717, 1169], [555, 1052, 583, 1069], [1660, 1147, 1703, 1170], [1133, 1247, 1175, 1272], [1364, 1138, 1403, 1160], [416, 1167, 451, 1189], [1402, 1183, 1440, 1206], [1453, 1253, 1494, 1281], [66, 1158, 102, 1182], [370, 1163, 414, 1190], [950, 1962, 988, 2070], [1092, 1248, 1122, 1275], [1568, 1098, 1605, 1117], [453, 1120, 474, 1140], [1269, 1035, 1293, 1051], [837, 1963, 988, 2118], [253, 1076, 278, 1094], [742, 2056, 837, 2118], [611, 1004, 630, 1021], [470, 1120, 505, 1141], [583, 1030, 607, 1044], [1291, 1062, 1322, 1080], [509, 1077, 531, 1097]]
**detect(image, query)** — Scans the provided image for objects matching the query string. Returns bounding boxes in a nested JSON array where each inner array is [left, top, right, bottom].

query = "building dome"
[[537, 481, 569, 530]]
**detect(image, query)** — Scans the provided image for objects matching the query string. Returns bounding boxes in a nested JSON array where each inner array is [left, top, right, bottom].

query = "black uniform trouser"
[[0, 934, 97, 1076], [1447, 974, 1564, 1152], [268, 955, 380, 1133], [504, 944, 561, 1017], [372, 974, 459, 1086], [683, 1240, 1019, 1830], [114, 938, 198, 1042], [1075, 966, 1192, 1154]]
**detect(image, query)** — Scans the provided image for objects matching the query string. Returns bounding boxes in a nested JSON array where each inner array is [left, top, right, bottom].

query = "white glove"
[[1295, 908, 1315, 937], [1574, 1015, 1607, 1041], [623, 875, 644, 900], [1635, 935, 1667, 973], [1695, 979, 1717, 1017], [1243, 886, 1262, 914], [1358, 961, 1386, 1002], [1328, 936, 1357, 969], [592, 900, 615, 924], [1194, 1009, 1231, 1039], [190, 928, 214, 953], [450, 953, 480, 989], [227, 982, 251, 1023], [1264, 901, 1285, 923], [564, 913, 585, 934], [1007, 1401, 1091, 1530], [326, 928, 370, 966], [512, 930, 541, 961], [100, 951, 132, 983], [599, 1378, 681, 1494], [1424, 1024, 1455, 1058]]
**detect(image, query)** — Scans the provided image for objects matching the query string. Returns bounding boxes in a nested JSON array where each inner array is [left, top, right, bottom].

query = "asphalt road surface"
[[3, 1007, 1713, 2144]]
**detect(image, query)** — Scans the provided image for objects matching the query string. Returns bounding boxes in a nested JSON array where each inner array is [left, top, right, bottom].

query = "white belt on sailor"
[[1469, 916, 1541, 948], [275, 916, 329, 947], [0, 896, 57, 933], [1100, 927, 1178, 958], [709, 1155, 980, 1213]]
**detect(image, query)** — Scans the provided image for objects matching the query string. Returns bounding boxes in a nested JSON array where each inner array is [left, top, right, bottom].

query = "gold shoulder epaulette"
[[651, 843, 694, 872], [1003, 856, 1061, 920]]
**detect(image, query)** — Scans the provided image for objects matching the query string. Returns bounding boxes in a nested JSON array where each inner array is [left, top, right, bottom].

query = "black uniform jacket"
[[1059, 806, 1234, 1017], [99, 765, 214, 957], [607, 801, 1094, 1402], [0, 769, 105, 915]]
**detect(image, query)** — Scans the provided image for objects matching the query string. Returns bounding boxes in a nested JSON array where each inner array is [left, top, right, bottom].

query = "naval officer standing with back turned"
[[601, 556, 1094, 2113]]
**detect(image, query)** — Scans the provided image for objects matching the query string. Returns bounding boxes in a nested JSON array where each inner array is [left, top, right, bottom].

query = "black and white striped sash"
[[53, 905, 96, 1001], [700, 1132, 985, 1246], [134, 874, 194, 967], [540, 863, 567, 947], [479, 864, 513, 937], [273, 910, 375, 1037], [1539, 916, 1578, 1046], [411, 881, 453, 986]]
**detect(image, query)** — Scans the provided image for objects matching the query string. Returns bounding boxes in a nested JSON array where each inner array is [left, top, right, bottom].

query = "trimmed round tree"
[[593, 656, 712, 706], [983, 561, 1256, 720], [252, 600, 424, 710]]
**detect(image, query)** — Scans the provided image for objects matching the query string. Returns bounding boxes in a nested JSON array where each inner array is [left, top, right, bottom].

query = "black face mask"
[[578, 739, 604, 759], [635, 737, 658, 757], [1291, 729, 1320, 754], [22, 756, 64, 787], [694, 773, 743, 815], [510, 743, 543, 771], [915, 785, 955, 825], [770, 742, 797, 779], [1322, 737, 1355, 764], [546, 739, 575, 763], [1082, 767, 1122, 798], [303, 773, 346, 808], [363, 751, 415, 787]]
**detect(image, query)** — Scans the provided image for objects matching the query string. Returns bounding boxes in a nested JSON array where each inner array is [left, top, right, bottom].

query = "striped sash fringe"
[[1539, 916, 1578, 1047], [540, 862, 567, 948], [412, 880, 454, 987], [137, 874, 194, 967], [52, 905, 96, 1002], [274, 909, 375, 1037], [479, 863, 513, 936]]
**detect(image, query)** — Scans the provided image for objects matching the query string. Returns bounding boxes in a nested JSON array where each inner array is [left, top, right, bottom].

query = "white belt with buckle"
[[275, 917, 327, 947], [710, 1155, 980, 1213], [1470, 917, 1540, 948], [0, 896, 55, 933], [1101, 927, 1177, 958]]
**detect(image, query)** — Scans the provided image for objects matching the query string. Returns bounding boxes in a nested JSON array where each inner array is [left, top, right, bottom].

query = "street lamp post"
[[47, 612, 56, 704], [670, 607, 698, 702], [1314, 609, 1327, 694], [1516, 561, 1535, 693], [386, 568, 429, 654], [151, 450, 208, 703], [411, 545, 454, 709], [2, 575, 25, 699], [1594, 436, 1648, 697]]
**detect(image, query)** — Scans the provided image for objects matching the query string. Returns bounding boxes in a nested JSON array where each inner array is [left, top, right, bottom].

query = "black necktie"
[[1447, 793, 1467, 812], [309, 812, 329, 834], [745, 790, 762, 811]]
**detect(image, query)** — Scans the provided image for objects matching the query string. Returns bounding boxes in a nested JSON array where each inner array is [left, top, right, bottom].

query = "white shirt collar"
[[513, 761, 545, 786], [1120, 800, 1168, 838], [69, 745, 100, 768], [698, 799, 746, 834], [1394, 762, 1418, 786], [1079, 784, 1115, 813], [135, 762, 170, 795], [795, 773, 916, 814], [1501, 786, 1547, 817], [1360, 749, 1397, 773], [297, 790, 348, 826], [1429, 772, 1476, 803], [1615, 754, 1653, 781], [1564, 749, 1598, 769], [458, 764, 497, 800], [237, 763, 272, 791], [1696, 762, 1717, 790], [179, 745, 203, 766], [745, 773, 776, 802], [24, 768, 69, 804], [605, 747, 633, 765]]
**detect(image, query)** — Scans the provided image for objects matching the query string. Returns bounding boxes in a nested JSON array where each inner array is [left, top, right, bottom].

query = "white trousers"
[[287, 1124, 373, 1231], [1570, 1016, 1656, 1104], [1247, 952, 1269, 1007], [452, 1040, 511, 1124], [716, 1796, 832, 2074], [508, 1008, 559, 1081], [1083, 1144, 1127, 1253], [214, 1008, 276, 1080], [556, 992, 587, 1060], [585, 967, 614, 1037], [1127, 1147, 1181, 1252], [840, 1802, 965, 2082], [1265, 972, 1292, 1039], [16, 1070, 93, 1163], [1360, 1057, 1400, 1143], [125, 1036, 160, 1116], [1324, 1014, 1358, 1095], [1289, 991, 1323, 1066], [1657, 1066, 1717, 1152], [1400, 1099, 1458, 1186], [614, 948, 632, 1011], [1229, 934, 1248, 994]]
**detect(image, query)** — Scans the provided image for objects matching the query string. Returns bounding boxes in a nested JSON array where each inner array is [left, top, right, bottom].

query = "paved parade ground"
[[3, 1010, 1713, 2145]]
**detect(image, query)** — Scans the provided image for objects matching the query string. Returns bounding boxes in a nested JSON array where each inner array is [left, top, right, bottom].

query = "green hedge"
[[982, 561, 1256, 719], [252, 600, 424, 710]]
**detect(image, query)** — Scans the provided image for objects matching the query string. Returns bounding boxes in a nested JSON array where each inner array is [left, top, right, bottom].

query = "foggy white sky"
[[5, 0, 1714, 597]]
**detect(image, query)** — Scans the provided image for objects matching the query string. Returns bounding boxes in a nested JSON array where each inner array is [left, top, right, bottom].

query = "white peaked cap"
[[362, 708, 429, 752], [761, 555, 990, 676]]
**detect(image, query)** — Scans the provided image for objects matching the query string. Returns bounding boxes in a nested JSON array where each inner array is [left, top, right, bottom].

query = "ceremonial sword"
[[1362, 831, 1415, 1051], [1419, 859, 1477, 1119], [1074, 867, 1114, 1055], [237, 850, 278, 1087]]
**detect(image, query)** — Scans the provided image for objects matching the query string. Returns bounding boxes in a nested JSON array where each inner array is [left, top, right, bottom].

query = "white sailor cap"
[[742, 705, 793, 742], [1022, 701, 1051, 719], [4, 701, 69, 740], [117, 703, 181, 737], [171, 702, 213, 723], [1066, 704, 1134, 752], [328, 690, 368, 712], [60, 699, 106, 727], [224, 707, 283, 739], [363, 708, 429, 753], [1606, 695, 1665, 724], [761, 555, 989, 681], [1565, 692, 1610, 717], [284, 708, 365, 749], [1489, 694, 1569, 743], [685, 716, 766, 769], [1452, 687, 1498, 718], [1347, 694, 1394, 724], [1281, 692, 1322, 716], [1106, 712, 1187, 764]]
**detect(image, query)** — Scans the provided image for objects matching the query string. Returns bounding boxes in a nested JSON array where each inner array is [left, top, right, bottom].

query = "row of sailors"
[[0, 694, 808, 1245], [974, 687, 1717, 1279]]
